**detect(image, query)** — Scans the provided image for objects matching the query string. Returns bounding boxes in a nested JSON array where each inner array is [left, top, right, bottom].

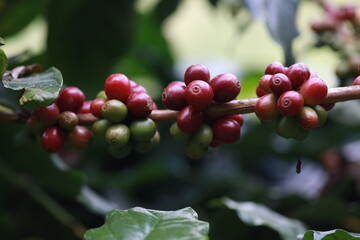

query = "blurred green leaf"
[[0, 48, 7, 78], [84, 207, 209, 240], [301, 229, 360, 240], [2, 67, 62, 106], [222, 197, 307, 240]]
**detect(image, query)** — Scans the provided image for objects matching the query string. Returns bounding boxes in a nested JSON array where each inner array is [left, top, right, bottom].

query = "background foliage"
[[1, 0, 360, 239]]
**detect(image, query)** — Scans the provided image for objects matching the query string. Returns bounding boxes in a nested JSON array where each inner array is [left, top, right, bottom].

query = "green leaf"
[[2, 67, 63, 106], [302, 229, 360, 240], [222, 197, 307, 240], [0, 48, 7, 78], [0, 37, 5, 46], [84, 207, 209, 240]]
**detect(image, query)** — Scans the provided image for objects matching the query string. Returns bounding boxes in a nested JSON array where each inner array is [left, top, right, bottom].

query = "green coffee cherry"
[[105, 124, 130, 148], [185, 139, 207, 160], [275, 116, 299, 139], [108, 143, 132, 159], [170, 122, 190, 141], [191, 124, 213, 148], [102, 99, 127, 123], [92, 119, 111, 136], [293, 128, 310, 141], [130, 118, 157, 142], [133, 131, 160, 153], [96, 90, 107, 99], [314, 105, 327, 126]]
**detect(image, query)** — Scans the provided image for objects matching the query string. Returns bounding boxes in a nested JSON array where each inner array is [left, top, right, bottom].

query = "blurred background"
[[1, 0, 360, 239]]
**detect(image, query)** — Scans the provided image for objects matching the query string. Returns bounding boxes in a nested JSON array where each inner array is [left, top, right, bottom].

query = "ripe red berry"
[[210, 73, 240, 103], [254, 93, 280, 122], [162, 81, 187, 110], [258, 75, 272, 94], [132, 84, 148, 94], [34, 103, 60, 126], [126, 92, 153, 118], [104, 73, 132, 102], [56, 86, 85, 112], [226, 114, 244, 127], [185, 80, 214, 110], [211, 118, 240, 144], [353, 76, 360, 85], [299, 77, 328, 106], [265, 61, 286, 75], [41, 126, 66, 153], [320, 102, 335, 111], [90, 98, 106, 118], [77, 100, 92, 114], [298, 106, 319, 130], [286, 62, 310, 89], [68, 126, 93, 149], [269, 73, 292, 96], [277, 90, 304, 117], [184, 64, 210, 85], [256, 85, 266, 97], [177, 105, 204, 134]]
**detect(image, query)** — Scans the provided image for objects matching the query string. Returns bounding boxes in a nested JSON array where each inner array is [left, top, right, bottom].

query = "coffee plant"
[[1, 0, 360, 240]]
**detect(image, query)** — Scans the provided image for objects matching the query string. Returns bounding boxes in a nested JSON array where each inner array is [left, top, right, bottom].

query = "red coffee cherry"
[[132, 84, 148, 94], [177, 105, 204, 134], [77, 100, 92, 114], [126, 92, 153, 118], [265, 61, 286, 75], [258, 74, 272, 94], [56, 86, 85, 112], [254, 93, 280, 122], [162, 81, 187, 110], [286, 62, 310, 89], [277, 90, 304, 117], [353, 76, 360, 85], [34, 103, 60, 126], [41, 126, 66, 153], [184, 64, 210, 85], [320, 102, 335, 111], [210, 73, 240, 103], [211, 118, 240, 144], [226, 114, 244, 127], [269, 73, 292, 96], [299, 77, 328, 106], [68, 126, 93, 149], [256, 85, 266, 97], [90, 98, 106, 118], [58, 111, 78, 131], [185, 80, 214, 110], [298, 106, 319, 130], [104, 73, 132, 102]]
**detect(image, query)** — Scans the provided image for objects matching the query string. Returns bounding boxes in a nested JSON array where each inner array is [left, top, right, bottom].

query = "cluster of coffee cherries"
[[26, 86, 93, 152], [255, 62, 330, 140], [90, 74, 160, 159], [162, 64, 243, 159]]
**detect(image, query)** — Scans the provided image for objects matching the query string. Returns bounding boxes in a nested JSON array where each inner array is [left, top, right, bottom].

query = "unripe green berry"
[[275, 116, 299, 139], [133, 131, 160, 153], [130, 118, 157, 142], [293, 128, 310, 141], [191, 124, 213, 148], [102, 99, 127, 123], [314, 105, 327, 126], [58, 111, 79, 130], [92, 119, 111, 136], [108, 143, 132, 159], [185, 140, 207, 160], [170, 122, 190, 141], [96, 90, 107, 99], [105, 124, 130, 148]]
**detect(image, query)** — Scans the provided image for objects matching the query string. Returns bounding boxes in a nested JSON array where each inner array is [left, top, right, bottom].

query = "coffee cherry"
[[56, 87, 85, 112], [104, 73, 132, 102], [108, 143, 132, 159], [286, 62, 310, 89], [92, 119, 111, 136], [191, 124, 213, 148], [26, 115, 44, 135], [184, 64, 210, 85], [256, 85, 267, 97], [126, 92, 153, 118], [96, 90, 107, 99], [254, 93, 280, 122], [34, 103, 60, 126], [209, 138, 222, 148], [133, 131, 160, 153], [41, 126, 66, 153], [210, 73, 240, 103], [185, 80, 214, 110], [185, 140, 207, 160], [101, 99, 128, 123], [269, 73, 292, 96], [177, 105, 204, 134], [277, 91, 304, 117], [265, 61, 286, 75], [77, 100, 92, 114], [68, 126, 93, 148], [293, 128, 310, 141], [129, 118, 157, 142], [211, 118, 240, 144], [353, 76, 360, 85], [226, 114, 244, 127], [314, 105, 327, 126], [90, 98, 106, 118], [105, 124, 130, 148], [258, 74, 272, 94], [275, 116, 299, 139], [298, 106, 319, 130], [162, 81, 187, 110], [132, 84, 148, 94], [58, 111, 79, 130], [299, 77, 328, 106], [170, 122, 190, 141], [320, 102, 335, 111]]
